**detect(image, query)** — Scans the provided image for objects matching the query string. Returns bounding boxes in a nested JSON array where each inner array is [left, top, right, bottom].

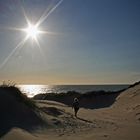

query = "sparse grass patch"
[[0, 83, 36, 109]]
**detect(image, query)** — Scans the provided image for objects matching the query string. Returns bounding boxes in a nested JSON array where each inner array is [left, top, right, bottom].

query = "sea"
[[18, 84, 129, 97]]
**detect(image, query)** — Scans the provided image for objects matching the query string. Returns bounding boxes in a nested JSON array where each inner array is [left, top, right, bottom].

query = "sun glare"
[[0, 0, 64, 69], [24, 23, 40, 40]]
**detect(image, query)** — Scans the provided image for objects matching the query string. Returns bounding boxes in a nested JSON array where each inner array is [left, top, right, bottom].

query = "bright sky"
[[0, 0, 140, 85]]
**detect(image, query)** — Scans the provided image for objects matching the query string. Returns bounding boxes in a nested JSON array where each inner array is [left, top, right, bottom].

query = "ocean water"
[[18, 84, 129, 97]]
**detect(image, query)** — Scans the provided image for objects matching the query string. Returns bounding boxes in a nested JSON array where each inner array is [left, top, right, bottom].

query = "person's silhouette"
[[72, 98, 79, 117]]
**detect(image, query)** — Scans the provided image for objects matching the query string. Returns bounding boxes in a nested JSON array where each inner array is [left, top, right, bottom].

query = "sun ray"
[[0, 36, 29, 69], [0, 0, 64, 69], [0, 26, 24, 32], [21, 5, 31, 26], [0, 26, 59, 36], [34, 37, 45, 59], [36, 0, 64, 27], [38, 30, 60, 35]]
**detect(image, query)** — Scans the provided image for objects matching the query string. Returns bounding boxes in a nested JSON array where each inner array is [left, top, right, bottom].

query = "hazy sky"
[[0, 0, 140, 85]]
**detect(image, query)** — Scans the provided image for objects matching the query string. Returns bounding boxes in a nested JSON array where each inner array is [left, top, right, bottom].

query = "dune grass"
[[0, 83, 36, 109]]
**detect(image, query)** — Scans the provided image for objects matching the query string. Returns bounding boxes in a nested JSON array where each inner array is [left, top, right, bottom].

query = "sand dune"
[[0, 86, 47, 138], [1, 128, 42, 140], [0, 82, 140, 140]]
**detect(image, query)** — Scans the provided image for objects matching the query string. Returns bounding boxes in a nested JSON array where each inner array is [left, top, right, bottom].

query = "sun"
[[24, 23, 40, 40], [0, 0, 64, 69]]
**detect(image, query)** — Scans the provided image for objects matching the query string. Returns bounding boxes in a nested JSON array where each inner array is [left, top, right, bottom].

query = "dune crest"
[[1, 82, 140, 140]]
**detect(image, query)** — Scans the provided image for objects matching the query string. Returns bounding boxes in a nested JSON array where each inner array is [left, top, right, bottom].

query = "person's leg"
[[74, 108, 77, 117], [75, 108, 79, 117]]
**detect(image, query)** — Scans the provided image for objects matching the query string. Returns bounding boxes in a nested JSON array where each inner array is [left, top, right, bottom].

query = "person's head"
[[74, 98, 78, 102]]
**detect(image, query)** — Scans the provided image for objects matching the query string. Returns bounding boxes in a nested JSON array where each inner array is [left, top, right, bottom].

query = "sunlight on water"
[[18, 85, 48, 97], [18, 84, 129, 98]]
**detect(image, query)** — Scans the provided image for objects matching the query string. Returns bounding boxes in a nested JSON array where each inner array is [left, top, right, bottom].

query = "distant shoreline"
[[17, 84, 130, 97]]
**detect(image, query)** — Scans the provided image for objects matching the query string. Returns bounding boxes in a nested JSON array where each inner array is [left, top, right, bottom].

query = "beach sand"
[[1, 83, 140, 140]]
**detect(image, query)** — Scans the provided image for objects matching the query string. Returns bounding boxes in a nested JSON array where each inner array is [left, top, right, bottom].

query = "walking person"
[[72, 98, 79, 117]]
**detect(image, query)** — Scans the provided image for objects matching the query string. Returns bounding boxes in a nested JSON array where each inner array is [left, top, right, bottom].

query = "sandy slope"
[[1, 128, 42, 140], [1, 84, 140, 140]]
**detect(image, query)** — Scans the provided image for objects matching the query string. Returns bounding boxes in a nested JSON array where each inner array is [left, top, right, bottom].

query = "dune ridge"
[[0, 81, 140, 140]]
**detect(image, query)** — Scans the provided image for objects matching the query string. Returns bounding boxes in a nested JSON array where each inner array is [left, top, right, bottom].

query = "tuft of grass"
[[127, 81, 140, 89], [0, 81, 16, 87], [0, 83, 36, 109]]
